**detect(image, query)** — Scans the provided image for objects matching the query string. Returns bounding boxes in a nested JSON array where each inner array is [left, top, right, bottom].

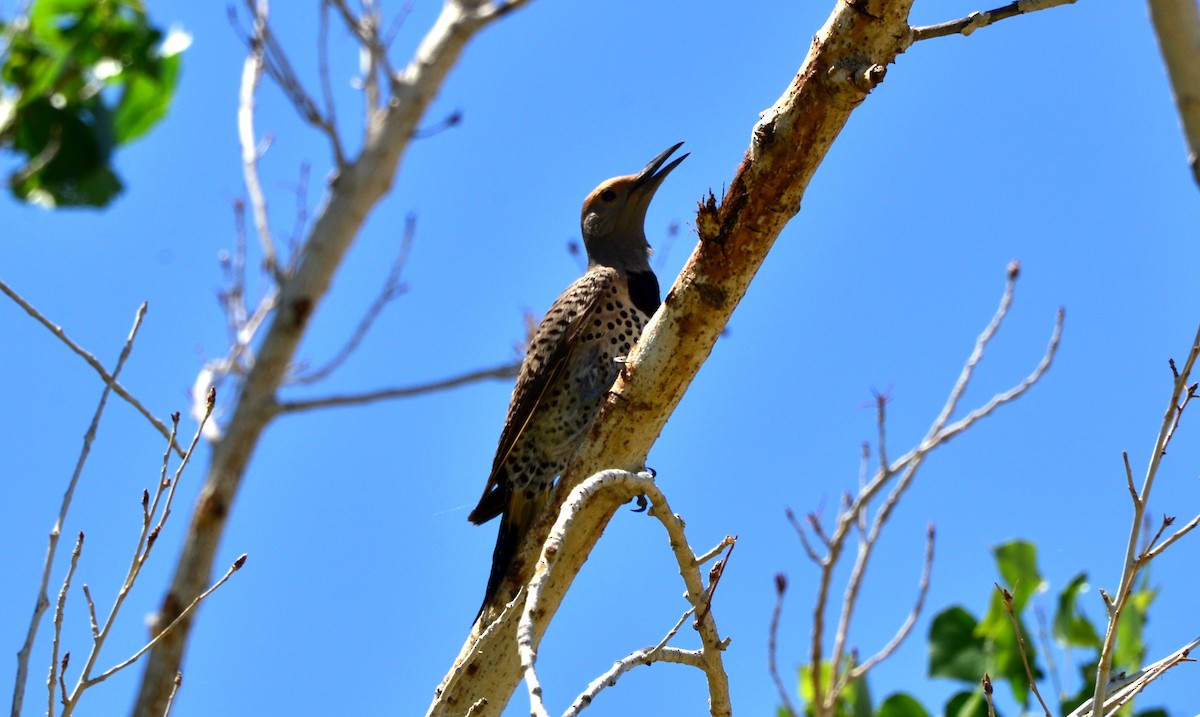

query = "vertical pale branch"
[[130, 3, 532, 715], [1091, 324, 1200, 714]]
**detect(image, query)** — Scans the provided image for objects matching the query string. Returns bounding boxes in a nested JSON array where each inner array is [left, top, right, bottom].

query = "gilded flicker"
[[469, 142, 687, 612]]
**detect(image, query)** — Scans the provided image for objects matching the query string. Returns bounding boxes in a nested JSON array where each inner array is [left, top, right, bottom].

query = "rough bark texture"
[[1148, 0, 1200, 184], [428, 0, 918, 714], [131, 2, 526, 715]]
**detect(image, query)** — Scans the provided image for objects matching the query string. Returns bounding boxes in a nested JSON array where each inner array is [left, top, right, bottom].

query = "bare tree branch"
[[433, 0, 1068, 708], [47, 532, 83, 717], [509, 470, 731, 717], [1070, 636, 1200, 717], [11, 304, 147, 717], [1143, 511, 1200, 560], [995, 584, 1053, 717], [238, 1, 280, 278], [1147, 0, 1200, 185], [0, 284, 183, 457], [290, 213, 417, 385], [275, 361, 520, 414], [846, 522, 934, 681], [1092, 323, 1200, 711], [769, 574, 800, 717], [232, 0, 346, 167], [910, 0, 1077, 43], [132, 2, 534, 712]]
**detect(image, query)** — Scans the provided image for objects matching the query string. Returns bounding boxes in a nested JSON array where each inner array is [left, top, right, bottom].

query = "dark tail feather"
[[477, 509, 521, 619]]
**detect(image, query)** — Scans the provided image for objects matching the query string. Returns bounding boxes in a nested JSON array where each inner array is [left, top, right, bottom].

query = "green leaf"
[[944, 690, 992, 717], [112, 37, 181, 143], [996, 541, 1044, 601], [929, 606, 987, 682], [982, 541, 1045, 627], [1053, 572, 1102, 648], [3, 0, 182, 207], [799, 661, 872, 717], [876, 693, 930, 717], [1113, 581, 1157, 672], [8, 96, 123, 206]]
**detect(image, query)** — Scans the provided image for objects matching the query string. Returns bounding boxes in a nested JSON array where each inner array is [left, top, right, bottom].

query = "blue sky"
[[2, 1, 1198, 716]]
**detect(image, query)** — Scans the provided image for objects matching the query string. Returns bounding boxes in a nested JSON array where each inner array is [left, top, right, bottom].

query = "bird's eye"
[[599, 188, 617, 202]]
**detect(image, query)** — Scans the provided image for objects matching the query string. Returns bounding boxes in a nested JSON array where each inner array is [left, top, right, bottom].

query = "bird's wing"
[[468, 267, 616, 525]]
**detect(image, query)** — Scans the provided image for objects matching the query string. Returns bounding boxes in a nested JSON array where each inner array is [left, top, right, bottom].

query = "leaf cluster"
[[793, 540, 1163, 717], [0, 0, 184, 207]]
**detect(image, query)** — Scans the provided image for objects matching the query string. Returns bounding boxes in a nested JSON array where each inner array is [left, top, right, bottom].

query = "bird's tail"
[[477, 510, 520, 618], [476, 490, 542, 620]]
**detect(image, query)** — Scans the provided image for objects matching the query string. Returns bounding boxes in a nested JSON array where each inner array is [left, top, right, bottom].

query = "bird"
[[468, 142, 687, 616]]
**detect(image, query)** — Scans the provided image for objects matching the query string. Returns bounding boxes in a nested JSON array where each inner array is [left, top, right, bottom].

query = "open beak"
[[631, 142, 688, 196]]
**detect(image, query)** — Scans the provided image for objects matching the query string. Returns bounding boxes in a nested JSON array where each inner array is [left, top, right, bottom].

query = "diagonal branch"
[[433, 0, 1070, 709], [11, 303, 147, 717], [290, 213, 417, 385], [0, 282, 183, 457], [1147, 0, 1200, 185], [275, 361, 521, 414], [131, 2, 534, 714], [910, 0, 1077, 43]]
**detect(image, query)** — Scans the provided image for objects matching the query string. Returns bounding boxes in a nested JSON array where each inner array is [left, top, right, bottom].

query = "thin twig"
[[516, 470, 731, 717], [769, 574, 799, 717], [1070, 635, 1200, 717], [1143, 511, 1200, 560], [329, 0, 396, 101], [1034, 604, 1065, 702], [1093, 323, 1200, 710], [284, 162, 312, 269], [0, 284, 182, 457], [238, 0, 280, 278], [696, 540, 736, 626], [274, 361, 521, 413], [161, 673, 182, 717], [561, 606, 699, 717], [785, 507, 822, 564], [291, 213, 417, 385], [910, 0, 1077, 43], [996, 584, 1052, 717], [81, 585, 98, 640], [695, 536, 736, 566], [82, 556, 247, 688], [61, 394, 215, 714], [317, 1, 338, 166], [804, 267, 1061, 717], [220, 201, 250, 345], [412, 109, 464, 139], [983, 674, 996, 717], [11, 304, 148, 717], [234, 0, 345, 165], [48, 532, 83, 717], [847, 522, 935, 681]]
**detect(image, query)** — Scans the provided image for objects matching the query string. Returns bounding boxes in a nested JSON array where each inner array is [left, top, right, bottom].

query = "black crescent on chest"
[[626, 270, 661, 318]]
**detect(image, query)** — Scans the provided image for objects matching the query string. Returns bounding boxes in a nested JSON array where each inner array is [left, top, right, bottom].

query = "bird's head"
[[580, 142, 687, 271]]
